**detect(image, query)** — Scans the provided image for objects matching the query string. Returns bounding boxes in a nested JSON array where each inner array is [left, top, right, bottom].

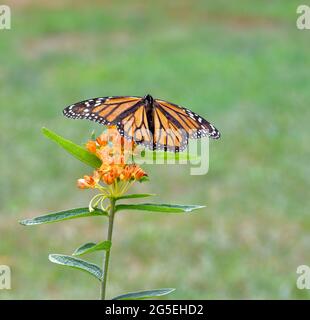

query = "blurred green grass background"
[[1, 0, 309, 299]]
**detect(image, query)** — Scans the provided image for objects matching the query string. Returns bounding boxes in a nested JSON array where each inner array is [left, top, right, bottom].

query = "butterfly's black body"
[[144, 94, 154, 106], [63, 94, 220, 152], [143, 94, 155, 147]]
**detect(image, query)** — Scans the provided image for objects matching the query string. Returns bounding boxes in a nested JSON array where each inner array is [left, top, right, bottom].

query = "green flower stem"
[[100, 198, 116, 300]]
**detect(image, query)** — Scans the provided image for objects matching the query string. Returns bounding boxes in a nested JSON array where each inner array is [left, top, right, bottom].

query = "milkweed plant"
[[20, 126, 205, 300]]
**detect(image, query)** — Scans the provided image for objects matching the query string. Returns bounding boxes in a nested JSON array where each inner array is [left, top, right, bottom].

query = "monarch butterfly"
[[63, 94, 220, 152]]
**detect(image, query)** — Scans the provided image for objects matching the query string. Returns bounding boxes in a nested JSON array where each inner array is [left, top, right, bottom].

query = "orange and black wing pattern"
[[115, 104, 153, 147], [63, 95, 220, 152], [63, 96, 142, 126], [152, 99, 220, 152]]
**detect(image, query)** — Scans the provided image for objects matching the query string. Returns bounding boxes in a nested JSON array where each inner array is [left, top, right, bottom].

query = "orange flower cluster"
[[77, 127, 147, 189]]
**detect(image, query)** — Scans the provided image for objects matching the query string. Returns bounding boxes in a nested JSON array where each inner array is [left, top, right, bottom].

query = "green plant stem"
[[100, 198, 116, 300]]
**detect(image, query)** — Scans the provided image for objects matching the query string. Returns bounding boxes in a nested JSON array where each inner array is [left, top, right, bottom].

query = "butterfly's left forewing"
[[63, 96, 142, 126]]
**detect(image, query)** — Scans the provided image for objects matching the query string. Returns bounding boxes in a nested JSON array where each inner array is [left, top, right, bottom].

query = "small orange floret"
[[133, 166, 147, 180], [86, 140, 97, 153], [77, 170, 101, 189], [102, 168, 117, 185], [101, 173, 113, 185], [77, 175, 96, 189], [96, 133, 108, 147], [120, 165, 132, 181]]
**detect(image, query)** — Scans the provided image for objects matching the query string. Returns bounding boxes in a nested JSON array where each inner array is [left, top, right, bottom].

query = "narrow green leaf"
[[49, 254, 102, 281], [116, 203, 205, 214], [73, 241, 112, 256], [42, 127, 101, 168], [115, 193, 156, 201], [112, 288, 175, 300], [19, 207, 107, 226]]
